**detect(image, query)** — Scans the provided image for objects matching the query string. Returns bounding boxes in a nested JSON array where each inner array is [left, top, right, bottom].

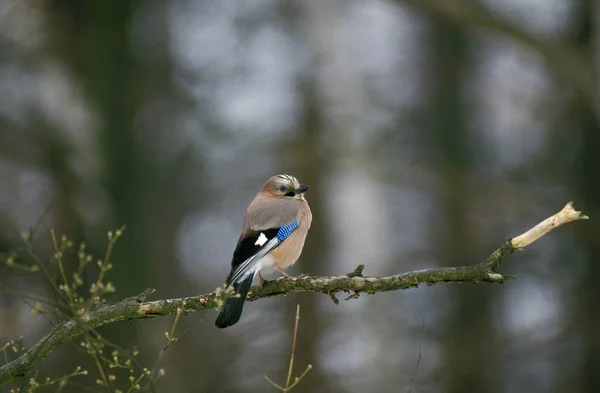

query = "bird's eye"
[[279, 185, 287, 193]]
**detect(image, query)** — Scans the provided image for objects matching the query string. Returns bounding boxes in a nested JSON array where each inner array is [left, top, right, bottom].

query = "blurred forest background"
[[1, 0, 599, 392]]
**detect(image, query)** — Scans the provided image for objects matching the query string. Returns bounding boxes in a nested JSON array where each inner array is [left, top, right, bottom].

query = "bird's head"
[[262, 174, 310, 200]]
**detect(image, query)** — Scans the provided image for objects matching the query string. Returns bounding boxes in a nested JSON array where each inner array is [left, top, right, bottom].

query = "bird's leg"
[[258, 270, 264, 285], [274, 265, 290, 278]]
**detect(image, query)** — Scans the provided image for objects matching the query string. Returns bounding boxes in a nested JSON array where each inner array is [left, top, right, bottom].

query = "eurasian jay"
[[215, 174, 312, 328]]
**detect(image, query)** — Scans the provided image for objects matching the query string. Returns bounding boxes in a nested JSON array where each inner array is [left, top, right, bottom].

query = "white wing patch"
[[228, 237, 279, 284], [255, 232, 268, 246]]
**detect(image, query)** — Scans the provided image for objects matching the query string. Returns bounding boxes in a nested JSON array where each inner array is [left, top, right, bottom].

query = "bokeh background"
[[1, 0, 599, 392]]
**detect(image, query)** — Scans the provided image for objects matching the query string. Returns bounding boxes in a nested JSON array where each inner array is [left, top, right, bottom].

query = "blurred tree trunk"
[[279, 83, 331, 393], [40, 2, 144, 385], [46, 4, 197, 390], [273, 2, 335, 392], [570, 1, 600, 392], [421, 18, 500, 393], [47, 0, 146, 293]]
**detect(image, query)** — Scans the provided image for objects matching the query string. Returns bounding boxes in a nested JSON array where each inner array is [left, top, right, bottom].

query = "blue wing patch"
[[277, 219, 299, 241]]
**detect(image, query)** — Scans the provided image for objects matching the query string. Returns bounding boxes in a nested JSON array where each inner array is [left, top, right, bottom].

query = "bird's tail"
[[215, 274, 254, 328]]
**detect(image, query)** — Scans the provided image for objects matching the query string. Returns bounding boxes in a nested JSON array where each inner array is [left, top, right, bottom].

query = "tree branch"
[[0, 202, 588, 386], [399, 0, 598, 114]]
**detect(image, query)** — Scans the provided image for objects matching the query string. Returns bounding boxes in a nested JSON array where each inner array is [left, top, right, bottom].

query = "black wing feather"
[[216, 227, 285, 328], [225, 228, 279, 285]]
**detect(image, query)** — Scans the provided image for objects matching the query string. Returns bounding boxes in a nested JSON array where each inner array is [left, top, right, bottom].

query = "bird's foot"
[[274, 265, 290, 278]]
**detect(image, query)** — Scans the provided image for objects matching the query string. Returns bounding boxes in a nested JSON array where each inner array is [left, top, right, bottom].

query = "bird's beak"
[[294, 184, 310, 195]]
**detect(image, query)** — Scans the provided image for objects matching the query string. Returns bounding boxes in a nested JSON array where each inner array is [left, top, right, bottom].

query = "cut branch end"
[[510, 202, 588, 249]]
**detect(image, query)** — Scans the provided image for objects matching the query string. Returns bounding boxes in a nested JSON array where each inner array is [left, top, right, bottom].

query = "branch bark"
[[0, 202, 588, 386]]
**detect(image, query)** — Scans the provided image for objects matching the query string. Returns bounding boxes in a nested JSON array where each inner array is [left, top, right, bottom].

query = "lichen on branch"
[[0, 202, 589, 387]]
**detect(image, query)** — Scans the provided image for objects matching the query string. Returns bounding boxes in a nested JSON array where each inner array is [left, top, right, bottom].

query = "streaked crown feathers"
[[261, 174, 301, 196]]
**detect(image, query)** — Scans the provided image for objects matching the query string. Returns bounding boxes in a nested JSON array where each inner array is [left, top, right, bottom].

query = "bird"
[[215, 174, 312, 329]]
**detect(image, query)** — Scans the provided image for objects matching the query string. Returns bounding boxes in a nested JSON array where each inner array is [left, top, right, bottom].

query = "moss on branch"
[[0, 202, 588, 386]]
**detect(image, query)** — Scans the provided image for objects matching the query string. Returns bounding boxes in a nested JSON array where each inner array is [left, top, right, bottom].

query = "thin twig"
[[284, 305, 301, 391], [0, 284, 65, 309], [407, 319, 425, 393], [82, 333, 115, 393], [265, 305, 312, 392], [27, 199, 55, 241], [25, 245, 70, 307], [65, 380, 106, 393], [149, 307, 186, 383]]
